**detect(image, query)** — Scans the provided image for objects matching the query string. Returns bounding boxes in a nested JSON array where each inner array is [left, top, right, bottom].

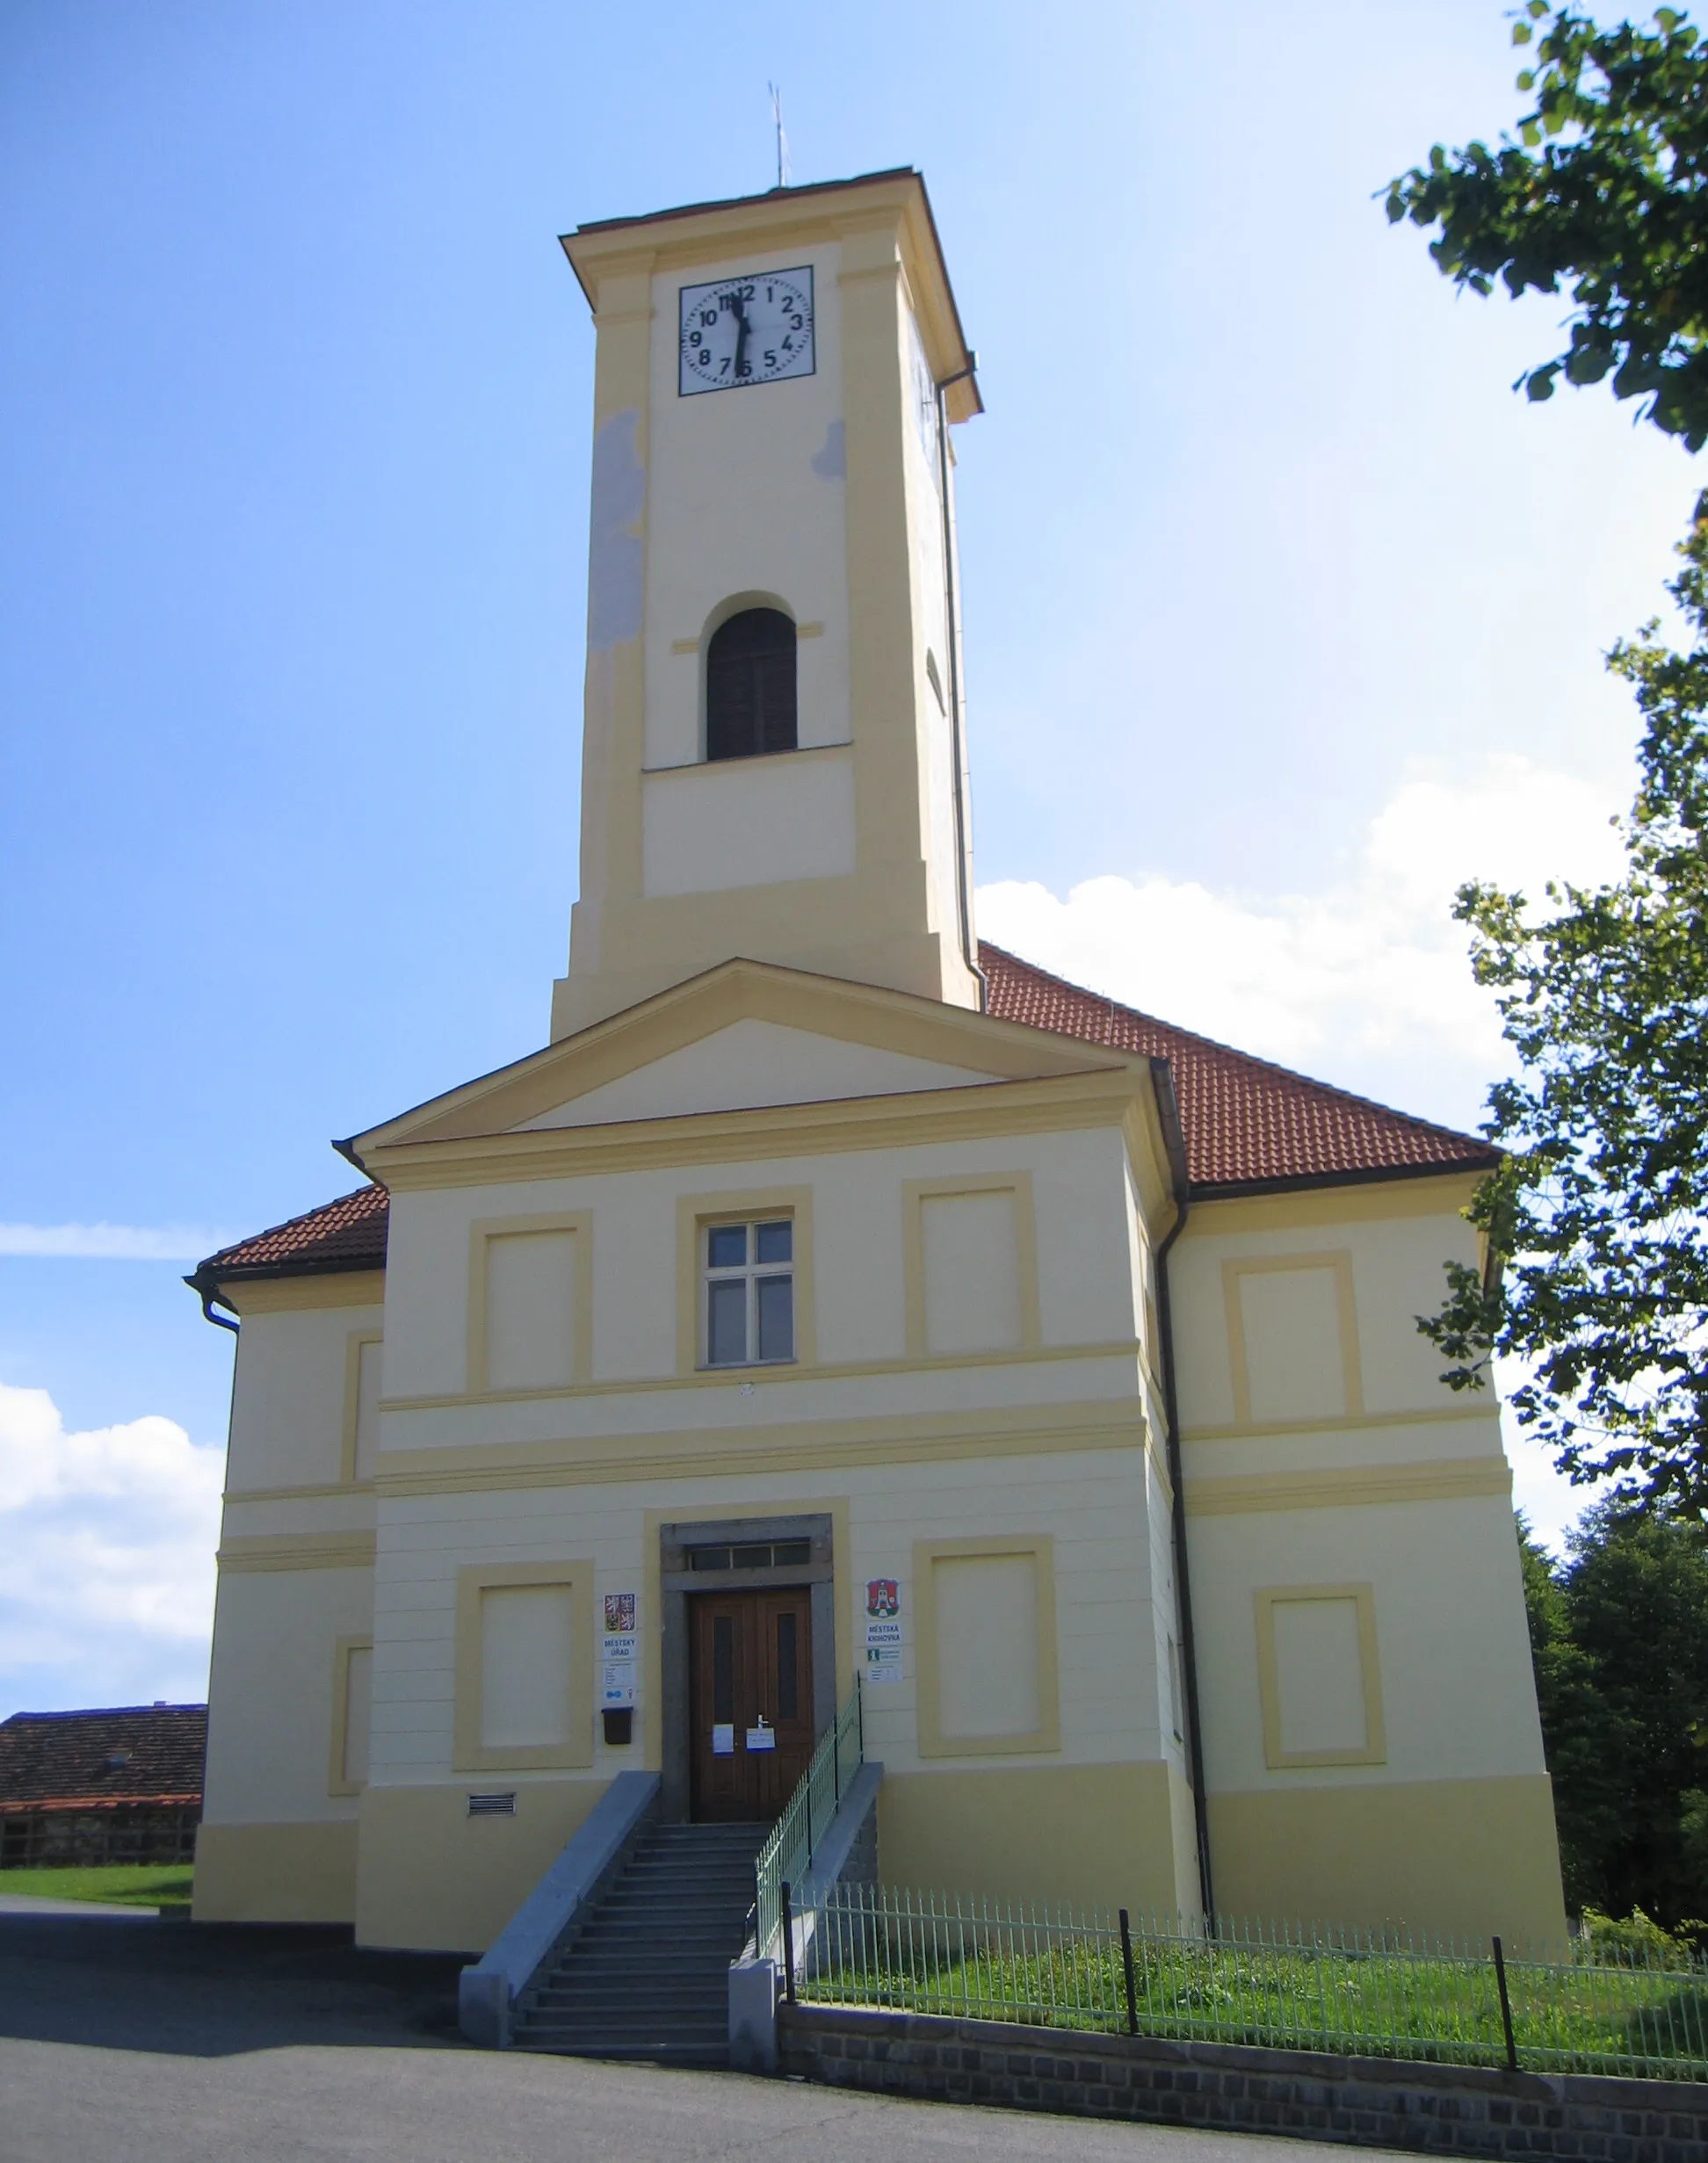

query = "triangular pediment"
[[514, 1019, 999, 1130], [346, 959, 1128, 1154]]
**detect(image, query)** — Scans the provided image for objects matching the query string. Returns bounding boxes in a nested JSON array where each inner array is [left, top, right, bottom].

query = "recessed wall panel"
[[1272, 1596, 1367, 1756], [1238, 1267, 1345, 1423], [485, 1231, 576, 1393], [353, 1342, 383, 1480], [933, 1553, 1039, 1740], [479, 1585, 573, 1750], [342, 1646, 373, 1787], [921, 1190, 1021, 1356]]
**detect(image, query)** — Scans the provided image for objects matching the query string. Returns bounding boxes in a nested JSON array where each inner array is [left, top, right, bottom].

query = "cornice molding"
[[219, 1271, 387, 1316], [362, 1067, 1146, 1192], [1183, 1169, 1487, 1234], [216, 1530, 377, 1573], [380, 1335, 1147, 1414], [373, 1400, 1150, 1498], [222, 1481, 374, 1504], [1181, 1401, 1495, 1444], [1183, 1456, 1511, 1517]]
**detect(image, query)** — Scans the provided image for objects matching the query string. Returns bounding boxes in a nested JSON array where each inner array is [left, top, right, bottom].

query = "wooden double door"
[[688, 1587, 814, 1822]]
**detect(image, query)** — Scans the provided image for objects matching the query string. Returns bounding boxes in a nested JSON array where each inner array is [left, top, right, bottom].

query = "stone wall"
[[0, 1805, 199, 1869], [777, 2004, 1708, 2162]]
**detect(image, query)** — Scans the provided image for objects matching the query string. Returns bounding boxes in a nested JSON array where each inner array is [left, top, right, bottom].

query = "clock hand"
[[732, 293, 750, 379]]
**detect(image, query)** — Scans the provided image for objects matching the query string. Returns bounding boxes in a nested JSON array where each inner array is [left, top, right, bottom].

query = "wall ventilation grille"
[[466, 1791, 517, 1818]]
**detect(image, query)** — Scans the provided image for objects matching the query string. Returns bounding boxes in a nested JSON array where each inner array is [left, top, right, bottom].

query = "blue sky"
[[2, 0, 1698, 1711]]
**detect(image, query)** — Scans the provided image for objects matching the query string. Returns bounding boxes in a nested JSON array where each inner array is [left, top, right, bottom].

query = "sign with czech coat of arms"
[[864, 1577, 903, 1683]]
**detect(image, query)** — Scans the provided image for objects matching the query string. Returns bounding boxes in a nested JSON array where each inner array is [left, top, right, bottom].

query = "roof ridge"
[[977, 939, 1491, 1155], [2, 1704, 207, 1725]]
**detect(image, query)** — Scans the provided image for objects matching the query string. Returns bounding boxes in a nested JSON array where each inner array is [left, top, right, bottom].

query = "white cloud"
[[978, 753, 1625, 1555], [976, 753, 1628, 1133], [0, 1223, 228, 1261], [0, 1383, 223, 1714]]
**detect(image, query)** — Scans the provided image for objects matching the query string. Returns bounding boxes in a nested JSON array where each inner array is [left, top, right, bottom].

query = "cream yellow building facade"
[[190, 170, 1567, 1957]]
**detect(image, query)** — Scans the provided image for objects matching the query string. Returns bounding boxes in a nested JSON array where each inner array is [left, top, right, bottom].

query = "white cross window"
[[704, 1219, 793, 1367]]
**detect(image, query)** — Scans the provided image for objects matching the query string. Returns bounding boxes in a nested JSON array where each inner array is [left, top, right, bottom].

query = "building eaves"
[[189, 944, 1497, 1291]]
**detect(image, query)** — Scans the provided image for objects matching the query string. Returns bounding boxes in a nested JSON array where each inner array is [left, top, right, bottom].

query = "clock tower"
[[549, 169, 985, 1040]]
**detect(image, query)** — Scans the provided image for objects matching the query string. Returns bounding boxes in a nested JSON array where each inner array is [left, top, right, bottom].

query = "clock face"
[[678, 265, 814, 396], [908, 310, 940, 478]]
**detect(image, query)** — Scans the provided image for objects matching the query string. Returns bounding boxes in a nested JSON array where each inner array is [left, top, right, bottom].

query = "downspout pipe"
[[186, 1276, 240, 1335], [934, 360, 987, 1011], [1148, 1057, 1213, 1923]]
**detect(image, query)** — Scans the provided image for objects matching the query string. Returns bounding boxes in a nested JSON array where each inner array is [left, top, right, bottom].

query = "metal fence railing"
[[754, 1678, 862, 1960], [792, 1885, 1708, 2081]]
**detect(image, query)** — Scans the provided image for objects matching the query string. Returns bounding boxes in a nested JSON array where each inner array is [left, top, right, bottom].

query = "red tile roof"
[[979, 943, 1497, 1195], [191, 1182, 389, 1289], [192, 944, 1495, 1286], [0, 1705, 206, 1814]]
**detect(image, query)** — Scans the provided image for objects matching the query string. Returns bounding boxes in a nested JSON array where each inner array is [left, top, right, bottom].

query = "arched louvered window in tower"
[[705, 608, 797, 761]]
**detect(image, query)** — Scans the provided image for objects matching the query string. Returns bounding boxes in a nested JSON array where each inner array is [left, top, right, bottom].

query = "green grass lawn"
[[802, 1930, 1708, 2080], [0, 1863, 192, 1908]]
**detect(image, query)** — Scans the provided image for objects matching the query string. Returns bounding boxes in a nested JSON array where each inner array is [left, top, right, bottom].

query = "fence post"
[[781, 1881, 797, 2004], [1492, 1935, 1517, 2073], [1119, 1908, 1139, 2036]]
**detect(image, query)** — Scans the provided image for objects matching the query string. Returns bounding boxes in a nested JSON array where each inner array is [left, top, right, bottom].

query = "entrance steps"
[[510, 1820, 765, 2065]]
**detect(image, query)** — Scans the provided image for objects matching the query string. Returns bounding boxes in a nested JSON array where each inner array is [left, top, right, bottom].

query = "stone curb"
[[778, 2002, 1708, 2160]]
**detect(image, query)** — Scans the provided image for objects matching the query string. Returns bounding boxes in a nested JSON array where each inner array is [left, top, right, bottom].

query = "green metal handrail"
[[754, 1676, 862, 1959]]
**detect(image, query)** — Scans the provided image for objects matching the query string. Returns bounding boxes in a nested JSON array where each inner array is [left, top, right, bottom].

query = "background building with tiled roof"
[[186, 170, 1565, 2003], [0, 1704, 206, 1868]]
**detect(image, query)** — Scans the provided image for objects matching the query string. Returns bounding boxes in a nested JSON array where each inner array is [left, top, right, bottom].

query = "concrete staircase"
[[510, 1819, 766, 2065]]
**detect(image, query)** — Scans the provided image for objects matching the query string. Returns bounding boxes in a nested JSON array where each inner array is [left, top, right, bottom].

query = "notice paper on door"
[[746, 1724, 776, 1751], [712, 1723, 735, 1755]]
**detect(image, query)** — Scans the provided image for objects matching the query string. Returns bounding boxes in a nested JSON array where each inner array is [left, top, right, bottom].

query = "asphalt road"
[[0, 1892, 157, 1915], [1, 1908, 1347, 2163]]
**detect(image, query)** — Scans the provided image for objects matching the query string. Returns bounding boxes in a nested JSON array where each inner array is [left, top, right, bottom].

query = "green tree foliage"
[[1386, 4, 1708, 446], [1517, 1508, 1708, 1927], [1387, 4, 1708, 1513], [1392, 11, 1708, 1929], [1416, 518, 1708, 1513]]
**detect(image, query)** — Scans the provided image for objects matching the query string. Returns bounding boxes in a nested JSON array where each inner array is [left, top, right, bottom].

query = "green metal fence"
[[754, 1677, 863, 1958], [795, 1884, 1708, 2081]]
